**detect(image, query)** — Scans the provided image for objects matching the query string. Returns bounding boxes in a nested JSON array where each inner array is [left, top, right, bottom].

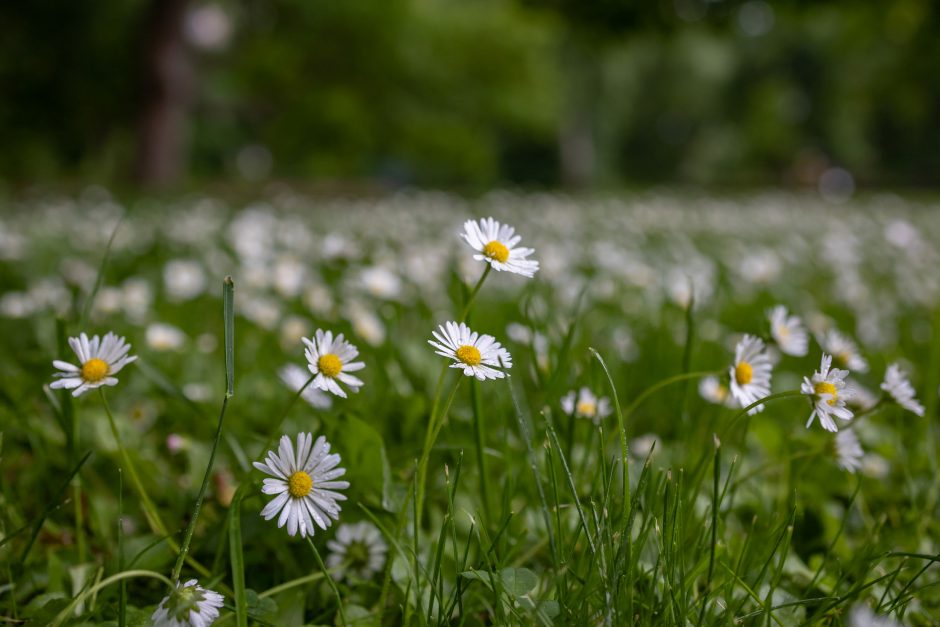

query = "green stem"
[[718, 390, 806, 441], [470, 379, 491, 523], [50, 570, 174, 627], [307, 537, 346, 625], [414, 375, 463, 525], [254, 375, 315, 470], [458, 265, 491, 323], [171, 391, 232, 583], [72, 409, 86, 564]]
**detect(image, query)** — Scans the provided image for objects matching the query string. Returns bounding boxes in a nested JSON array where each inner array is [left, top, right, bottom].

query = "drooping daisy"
[[801, 354, 854, 432], [461, 217, 539, 278], [326, 521, 388, 581], [50, 332, 138, 397], [302, 329, 365, 399], [834, 428, 864, 474], [254, 433, 349, 538], [728, 335, 773, 415], [880, 362, 924, 416], [820, 329, 868, 373], [560, 387, 612, 424], [278, 363, 332, 410], [151, 578, 224, 627], [428, 321, 512, 381], [767, 305, 808, 357], [698, 376, 736, 408]]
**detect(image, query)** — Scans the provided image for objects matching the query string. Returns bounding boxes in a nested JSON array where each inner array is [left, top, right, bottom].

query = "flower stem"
[[620, 370, 720, 423], [307, 537, 346, 625], [458, 265, 491, 322], [171, 390, 232, 583], [414, 374, 463, 525], [470, 378, 491, 523], [253, 374, 315, 475], [718, 390, 806, 441]]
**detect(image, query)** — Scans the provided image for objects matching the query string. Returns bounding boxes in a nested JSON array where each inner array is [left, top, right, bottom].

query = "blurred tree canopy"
[[0, 0, 938, 189]]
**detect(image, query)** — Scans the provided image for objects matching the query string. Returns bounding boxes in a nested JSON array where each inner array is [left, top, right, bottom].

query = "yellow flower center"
[[288, 470, 313, 498], [483, 240, 510, 263], [317, 353, 343, 378], [735, 362, 753, 385], [456, 345, 482, 366], [576, 400, 597, 417], [814, 381, 838, 405], [81, 358, 110, 383], [776, 324, 790, 338]]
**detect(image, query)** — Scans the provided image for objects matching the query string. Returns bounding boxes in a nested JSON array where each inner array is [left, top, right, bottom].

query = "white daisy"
[[767, 305, 808, 357], [302, 329, 365, 399], [461, 217, 539, 278], [845, 378, 879, 411], [279, 363, 332, 410], [880, 362, 924, 416], [325, 521, 388, 581], [728, 335, 773, 415], [428, 321, 512, 381], [560, 387, 612, 424], [698, 376, 736, 408], [151, 578, 224, 627], [835, 428, 864, 473], [50, 332, 138, 397], [820, 329, 868, 372], [253, 433, 349, 538], [801, 354, 854, 432]]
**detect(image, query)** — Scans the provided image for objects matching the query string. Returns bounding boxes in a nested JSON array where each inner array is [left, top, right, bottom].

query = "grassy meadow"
[[1, 190, 939, 625]]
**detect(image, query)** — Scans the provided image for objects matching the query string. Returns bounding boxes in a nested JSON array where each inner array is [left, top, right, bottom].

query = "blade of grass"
[[229, 487, 248, 627]]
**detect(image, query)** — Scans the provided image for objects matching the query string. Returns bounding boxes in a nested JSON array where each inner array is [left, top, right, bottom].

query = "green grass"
[[0, 193, 939, 625]]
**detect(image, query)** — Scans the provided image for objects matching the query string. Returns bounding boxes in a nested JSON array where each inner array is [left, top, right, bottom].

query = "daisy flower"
[[253, 433, 349, 538], [560, 387, 612, 424], [820, 329, 868, 373], [880, 362, 924, 416], [278, 363, 332, 410], [461, 217, 539, 278], [151, 579, 224, 627], [50, 332, 138, 397], [302, 329, 365, 399], [699, 376, 736, 408], [801, 354, 853, 432], [834, 428, 864, 473], [767, 305, 808, 357], [428, 321, 512, 381], [728, 335, 773, 415], [326, 521, 388, 581]]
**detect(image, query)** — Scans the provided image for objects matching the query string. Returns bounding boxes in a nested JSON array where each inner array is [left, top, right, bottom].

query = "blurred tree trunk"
[[558, 34, 598, 188], [134, 0, 193, 187]]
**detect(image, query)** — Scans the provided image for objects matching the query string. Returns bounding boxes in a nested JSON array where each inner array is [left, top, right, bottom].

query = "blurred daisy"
[[461, 217, 539, 278], [146, 322, 187, 351], [845, 379, 879, 411], [429, 321, 512, 381], [151, 578, 223, 627], [880, 363, 924, 416], [50, 332, 137, 397], [820, 329, 868, 373], [847, 604, 900, 627], [801, 354, 853, 432], [561, 387, 612, 424], [835, 428, 864, 473], [699, 376, 736, 408], [302, 330, 365, 399], [729, 335, 772, 415], [767, 305, 808, 357], [254, 433, 349, 538], [279, 364, 332, 410], [326, 521, 388, 580]]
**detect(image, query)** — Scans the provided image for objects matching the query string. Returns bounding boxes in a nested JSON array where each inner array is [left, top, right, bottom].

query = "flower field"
[[2, 190, 939, 625]]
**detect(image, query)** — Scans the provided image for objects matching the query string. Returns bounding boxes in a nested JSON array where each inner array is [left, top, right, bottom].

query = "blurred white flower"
[[146, 322, 187, 351], [326, 521, 388, 580], [729, 335, 772, 415], [51, 332, 137, 397], [254, 433, 349, 538], [802, 354, 853, 432], [164, 259, 207, 302], [847, 604, 900, 627], [279, 364, 332, 410], [819, 329, 868, 373], [359, 265, 402, 300], [630, 433, 661, 459], [767, 305, 808, 357], [881, 363, 924, 416], [346, 302, 386, 347], [834, 428, 863, 473], [699, 376, 736, 408], [560, 387, 612, 424]]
